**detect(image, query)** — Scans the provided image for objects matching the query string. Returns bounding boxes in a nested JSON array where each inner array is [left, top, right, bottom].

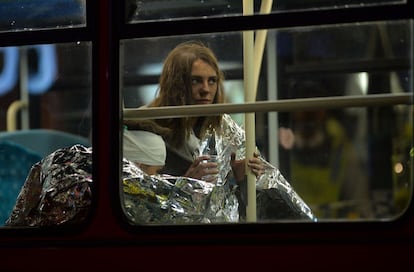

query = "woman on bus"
[[128, 41, 314, 221], [142, 41, 263, 181]]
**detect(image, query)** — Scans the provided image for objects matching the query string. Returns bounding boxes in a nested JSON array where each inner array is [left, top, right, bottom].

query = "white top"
[[123, 129, 166, 166]]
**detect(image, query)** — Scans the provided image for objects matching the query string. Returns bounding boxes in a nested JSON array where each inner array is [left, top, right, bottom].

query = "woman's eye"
[[191, 77, 217, 85], [208, 78, 217, 85], [191, 78, 201, 85]]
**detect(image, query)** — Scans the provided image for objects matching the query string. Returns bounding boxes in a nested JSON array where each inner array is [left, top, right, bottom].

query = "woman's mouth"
[[195, 99, 211, 104]]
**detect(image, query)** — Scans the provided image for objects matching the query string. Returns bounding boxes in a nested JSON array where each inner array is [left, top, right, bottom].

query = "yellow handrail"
[[6, 100, 28, 132]]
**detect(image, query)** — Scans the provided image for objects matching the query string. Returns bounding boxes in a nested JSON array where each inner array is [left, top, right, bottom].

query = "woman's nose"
[[202, 79, 210, 89], [200, 80, 210, 92]]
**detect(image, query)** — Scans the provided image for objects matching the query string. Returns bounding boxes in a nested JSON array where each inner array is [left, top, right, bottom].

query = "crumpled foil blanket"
[[6, 144, 92, 226]]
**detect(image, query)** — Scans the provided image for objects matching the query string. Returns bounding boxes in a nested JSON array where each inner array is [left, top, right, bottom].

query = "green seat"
[[0, 129, 90, 158], [0, 141, 42, 225]]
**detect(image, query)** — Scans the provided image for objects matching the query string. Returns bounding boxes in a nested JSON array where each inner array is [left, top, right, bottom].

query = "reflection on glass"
[[121, 20, 412, 224], [0, 42, 92, 227], [0, 0, 86, 32], [126, 0, 406, 23]]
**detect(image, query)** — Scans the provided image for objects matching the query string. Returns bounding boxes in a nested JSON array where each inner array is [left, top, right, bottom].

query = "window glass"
[[0, 0, 86, 33], [126, 0, 406, 23], [0, 42, 92, 227], [121, 20, 413, 224]]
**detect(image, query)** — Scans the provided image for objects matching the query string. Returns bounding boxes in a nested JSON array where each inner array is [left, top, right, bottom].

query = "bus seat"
[[0, 129, 90, 158], [0, 141, 42, 225]]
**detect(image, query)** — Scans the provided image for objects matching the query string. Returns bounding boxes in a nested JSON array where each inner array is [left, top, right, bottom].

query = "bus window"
[[0, 0, 86, 33], [120, 20, 412, 224], [0, 42, 92, 227], [125, 0, 406, 23]]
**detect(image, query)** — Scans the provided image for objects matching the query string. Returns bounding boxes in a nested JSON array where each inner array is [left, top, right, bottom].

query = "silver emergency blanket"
[[6, 144, 92, 226], [195, 114, 316, 222], [123, 114, 315, 224], [123, 160, 240, 224], [6, 114, 315, 226]]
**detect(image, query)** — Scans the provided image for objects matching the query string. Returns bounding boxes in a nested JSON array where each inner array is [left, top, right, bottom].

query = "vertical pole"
[[243, 0, 256, 222], [19, 46, 29, 129], [253, 0, 273, 96], [266, 31, 279, 166]]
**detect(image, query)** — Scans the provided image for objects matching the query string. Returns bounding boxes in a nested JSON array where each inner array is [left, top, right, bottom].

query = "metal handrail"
[[123, 93, 413, 120]]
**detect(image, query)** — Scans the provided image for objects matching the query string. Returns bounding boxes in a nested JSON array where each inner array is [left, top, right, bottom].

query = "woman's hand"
[[248, 152, 265, 177], [230, 152, 264, 183], [184, 155, 219, 183]]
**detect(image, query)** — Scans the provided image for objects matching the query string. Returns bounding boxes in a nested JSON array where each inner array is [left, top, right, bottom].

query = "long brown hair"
[[123, 119, 171, 137], [148, 41, 225, 147]]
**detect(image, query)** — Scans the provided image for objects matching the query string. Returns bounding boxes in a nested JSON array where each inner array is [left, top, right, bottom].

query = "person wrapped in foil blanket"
[[6, 117, 315, 226], [123, 113, 315, 224]]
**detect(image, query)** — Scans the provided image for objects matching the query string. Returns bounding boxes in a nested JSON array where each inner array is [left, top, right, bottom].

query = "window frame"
[[114, 0, 414, 241], [0, 0, 412, 248]]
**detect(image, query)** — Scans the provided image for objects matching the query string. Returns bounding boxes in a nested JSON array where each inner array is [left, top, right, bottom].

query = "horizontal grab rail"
[[123, 93, 413, 120]]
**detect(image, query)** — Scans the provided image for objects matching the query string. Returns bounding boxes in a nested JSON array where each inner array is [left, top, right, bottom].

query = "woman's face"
[[190, 59, 218, 105]]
